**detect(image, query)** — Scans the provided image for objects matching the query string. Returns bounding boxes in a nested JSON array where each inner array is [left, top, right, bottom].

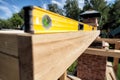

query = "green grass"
[[117, 64, 120, 80], [67, 61, 77, 74]]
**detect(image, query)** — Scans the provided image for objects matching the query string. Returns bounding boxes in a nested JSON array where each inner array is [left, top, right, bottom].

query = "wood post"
[[113, 58, 119, 73], [59, 71, 67, 80], [113, 42, 120, 74]]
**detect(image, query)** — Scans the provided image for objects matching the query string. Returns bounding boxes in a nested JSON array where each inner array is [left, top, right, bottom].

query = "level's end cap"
[[23, 6, 43, 11], [80, 10, 101, 18], [23, 6, 41, 10], [23, 6, 34, 10]]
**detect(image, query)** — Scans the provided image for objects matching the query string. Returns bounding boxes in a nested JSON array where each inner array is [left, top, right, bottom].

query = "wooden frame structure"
[[95, 38, 120, 74], [84, 38, 120, 80], [0, 31, 99, 80]]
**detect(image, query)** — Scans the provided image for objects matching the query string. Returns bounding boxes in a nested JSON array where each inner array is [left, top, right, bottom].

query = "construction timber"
[[0, 30, 99, 80]]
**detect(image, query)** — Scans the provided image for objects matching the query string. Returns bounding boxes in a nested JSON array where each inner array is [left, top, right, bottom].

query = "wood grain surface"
[[0, 31, 99, 80]]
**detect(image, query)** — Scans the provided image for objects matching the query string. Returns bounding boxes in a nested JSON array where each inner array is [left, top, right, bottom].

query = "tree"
[[64, 0, 81, 20], [0, 10, 24, 29], [9, 13, 24, 28], [48, 4, 64, 15], [83, 0, 110, 28], [0, 19, 12, 29], [106, 0, 120, 29], [83, 0, 92, 10], [18, 9, 24, 19]]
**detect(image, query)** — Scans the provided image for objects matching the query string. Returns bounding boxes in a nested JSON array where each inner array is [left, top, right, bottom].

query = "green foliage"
[[0, 9, 24, 29], [9, 13, 23, 28], [18, 9, 24, 19], [83, 0, 110, 28], [0, 19, 11, 29], [106, 0, 120, 29], [64, 0, 81, 20], [84, 0, 92, 10], [68, 61, 77, 73], [117, 64, 120, 80], [48, 4, 64, 15]]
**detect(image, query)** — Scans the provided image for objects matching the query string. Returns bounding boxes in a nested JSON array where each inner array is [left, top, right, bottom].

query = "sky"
[[0, 0, 115, 19]]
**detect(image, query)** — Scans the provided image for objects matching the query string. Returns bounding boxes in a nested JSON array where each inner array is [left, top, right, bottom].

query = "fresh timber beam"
[[0, 33, 18, 57], [32, 31, 100, 80], [59, 71, 67, 80], [85, 48, 120, 58], [106, 62, 117, 80], [0, 53, 19, 80], [113, 41, 120, 74], [67, 75, 81, 80], [17, 35, 33, 80], [0, 30, 99, 80]]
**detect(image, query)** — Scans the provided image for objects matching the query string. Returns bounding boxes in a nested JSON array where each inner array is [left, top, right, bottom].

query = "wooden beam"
[[106, 62, 117, 80], [85, 48, 120, 58], [0, 32, 21, 80], [0, 34, 18, 57], [0, 33, 32, 80], [0, 30, 99, 80], [17, 35, 33, 80], [32, 31, 100, 80], [113, 58, 119, 74], [0, 53, 19, 80], [0, 30, 24, 34], [95, 38, 120, 44], [59, 71, 67, 80], [113, 42, 120, 74], [67, 75, 81, 80]]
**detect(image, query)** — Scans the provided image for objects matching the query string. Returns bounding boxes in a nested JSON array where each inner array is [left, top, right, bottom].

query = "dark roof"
[[80, 10, 101, 18]]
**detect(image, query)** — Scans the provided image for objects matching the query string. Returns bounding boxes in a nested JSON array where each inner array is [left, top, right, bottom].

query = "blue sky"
[[0, 0, 115, 19]]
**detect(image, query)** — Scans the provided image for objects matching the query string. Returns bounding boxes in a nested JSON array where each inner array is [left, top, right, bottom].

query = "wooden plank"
[[85, 48, 120, 58], [0, 53, 19, 80], [113, 58, 119, 74], [106, 62, 117, 80], [67, 77, 71, 80], [95, 38, 120, 44], [17, 35, 33, 80], [31, 31, 99, 44], [0, 30, 24, 34], [67, 75, 81, 80], [0, 30, 99, 80], [31, 31, 100, 80], [59, 71, 67, 80], [0, 32, 33, 80], [113, 42, 120, 74], [0, 34, 18, 57]]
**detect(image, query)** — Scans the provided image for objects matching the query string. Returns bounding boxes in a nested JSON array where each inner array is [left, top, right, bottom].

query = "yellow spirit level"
[[24, 6, 94, 34]]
